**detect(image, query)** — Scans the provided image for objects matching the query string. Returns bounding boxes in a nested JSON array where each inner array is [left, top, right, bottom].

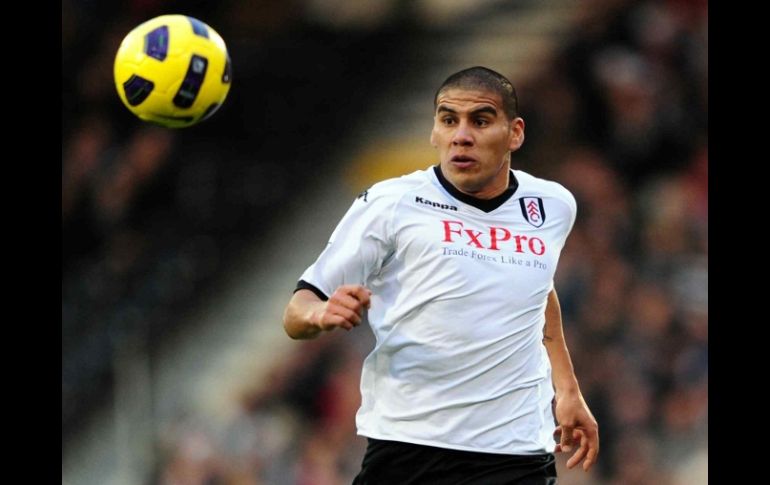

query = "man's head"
[[433, 66, 519, 121], [431, 67, 525, 199]]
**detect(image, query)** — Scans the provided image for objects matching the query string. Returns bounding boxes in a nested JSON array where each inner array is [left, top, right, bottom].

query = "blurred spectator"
[[62, 0, 409, 445], [63, 0, 707, 483]]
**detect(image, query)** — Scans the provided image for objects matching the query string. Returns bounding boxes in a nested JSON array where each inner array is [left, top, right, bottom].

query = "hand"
[[312, 284, 372, 332], [553, 392, 599, 471]]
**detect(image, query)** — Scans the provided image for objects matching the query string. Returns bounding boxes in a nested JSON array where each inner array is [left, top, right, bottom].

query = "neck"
[[433, 165, 519, 213]]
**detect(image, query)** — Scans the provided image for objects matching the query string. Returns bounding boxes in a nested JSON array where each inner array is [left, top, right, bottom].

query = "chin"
[[455, 178, 485, 194]]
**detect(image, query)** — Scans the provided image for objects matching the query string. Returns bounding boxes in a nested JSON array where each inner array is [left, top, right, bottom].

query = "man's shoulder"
[[362, 167, 435, 204], [514, 170, 576, 208]]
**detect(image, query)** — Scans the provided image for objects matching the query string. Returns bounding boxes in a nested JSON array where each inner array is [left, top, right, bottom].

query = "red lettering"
[[464, 229, 484, 248], [513, 235, 528, 253], [529, 237, 546, 255], [442, 221, 547, 255], [489, 227, 511, 250], [442, 220, 464, 242]]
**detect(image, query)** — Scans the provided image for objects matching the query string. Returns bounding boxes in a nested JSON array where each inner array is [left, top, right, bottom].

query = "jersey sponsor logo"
[[519, 197, 546, 228], [442, 220, 546, 254], [415, 196, 458, 211]]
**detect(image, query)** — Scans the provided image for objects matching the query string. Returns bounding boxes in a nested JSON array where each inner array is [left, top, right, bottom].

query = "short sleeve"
[[550, 183, 577, 252], [298, 188, 396, 298], [564, 189, 577, 238]]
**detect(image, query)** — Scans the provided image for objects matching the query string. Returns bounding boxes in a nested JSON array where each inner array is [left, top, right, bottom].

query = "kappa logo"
[[519, 197, 546, 228], [415, 196, 458, 211]]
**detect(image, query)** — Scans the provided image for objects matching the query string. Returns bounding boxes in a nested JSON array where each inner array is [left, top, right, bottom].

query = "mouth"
[[450, 155, 477, 169]]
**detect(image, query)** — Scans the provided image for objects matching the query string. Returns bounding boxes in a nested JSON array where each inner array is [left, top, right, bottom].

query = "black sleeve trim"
[[294, 280, 329, 301]]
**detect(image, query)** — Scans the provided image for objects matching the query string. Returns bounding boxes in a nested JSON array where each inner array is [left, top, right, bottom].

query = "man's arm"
[[543, 288, 599, 471], [283, 285, 371, 340]]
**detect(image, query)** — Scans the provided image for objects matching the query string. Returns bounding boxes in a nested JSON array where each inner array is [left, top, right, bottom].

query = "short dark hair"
[[434, 66, 519, 120]]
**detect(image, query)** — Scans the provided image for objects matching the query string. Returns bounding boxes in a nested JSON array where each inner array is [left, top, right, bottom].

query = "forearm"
[[544, 288, 600, 469], [283, 289, 325, 340], [542, 288, 581, 396]]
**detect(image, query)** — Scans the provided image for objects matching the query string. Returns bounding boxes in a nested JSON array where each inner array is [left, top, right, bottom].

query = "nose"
[[451, 121, 474, 146]]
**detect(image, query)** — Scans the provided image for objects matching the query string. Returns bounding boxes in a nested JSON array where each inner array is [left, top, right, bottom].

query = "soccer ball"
[[113, 15, 232, 128]]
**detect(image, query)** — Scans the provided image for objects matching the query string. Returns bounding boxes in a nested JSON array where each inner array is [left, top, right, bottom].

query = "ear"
[[508, 117, 525, 152], [430, 125, 437, 148]]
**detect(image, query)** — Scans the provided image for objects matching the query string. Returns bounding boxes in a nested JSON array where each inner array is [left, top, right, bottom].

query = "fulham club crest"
[[519, 197, 546, 228]]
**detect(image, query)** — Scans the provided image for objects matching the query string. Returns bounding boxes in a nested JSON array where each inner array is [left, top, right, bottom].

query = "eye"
[[442, 117, 456, 125], [474, 118, 490, 127]]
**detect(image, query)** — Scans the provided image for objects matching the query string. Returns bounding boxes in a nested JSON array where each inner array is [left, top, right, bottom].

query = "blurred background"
[[62, 0, 708, 483]]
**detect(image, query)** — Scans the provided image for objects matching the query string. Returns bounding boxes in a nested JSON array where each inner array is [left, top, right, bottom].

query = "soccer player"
[[283, 66, 599, 484]]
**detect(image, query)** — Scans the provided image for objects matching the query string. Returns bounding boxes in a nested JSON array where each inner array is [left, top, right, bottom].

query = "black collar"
[[433, 165, 519, 213]]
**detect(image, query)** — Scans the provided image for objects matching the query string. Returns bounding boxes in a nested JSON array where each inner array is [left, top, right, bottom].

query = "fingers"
[[583, 441, 599, 471], [582, 424, 600, 471], [565, 430, 587, 469], [321, 285, 372, 331], [331, 293, 364, 319], [559, 425, 575, 453], [345, 284, 372, 309], [558, 425, 600, 472], [328, 305, 361, 329]]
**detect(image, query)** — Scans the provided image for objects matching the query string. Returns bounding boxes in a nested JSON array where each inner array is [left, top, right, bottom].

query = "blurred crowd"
[[63, 0, 707, 484], [62, 0, 407, 442]]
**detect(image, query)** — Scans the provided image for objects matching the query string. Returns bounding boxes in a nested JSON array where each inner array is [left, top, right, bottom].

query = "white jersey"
[[298, 165, 577, 455]]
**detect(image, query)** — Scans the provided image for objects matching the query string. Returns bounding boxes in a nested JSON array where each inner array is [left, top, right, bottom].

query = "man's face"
[[431, 88, 524, 199]]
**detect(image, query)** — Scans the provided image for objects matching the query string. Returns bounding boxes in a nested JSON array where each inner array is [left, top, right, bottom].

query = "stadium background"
[[62, 0, 708, 483]]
